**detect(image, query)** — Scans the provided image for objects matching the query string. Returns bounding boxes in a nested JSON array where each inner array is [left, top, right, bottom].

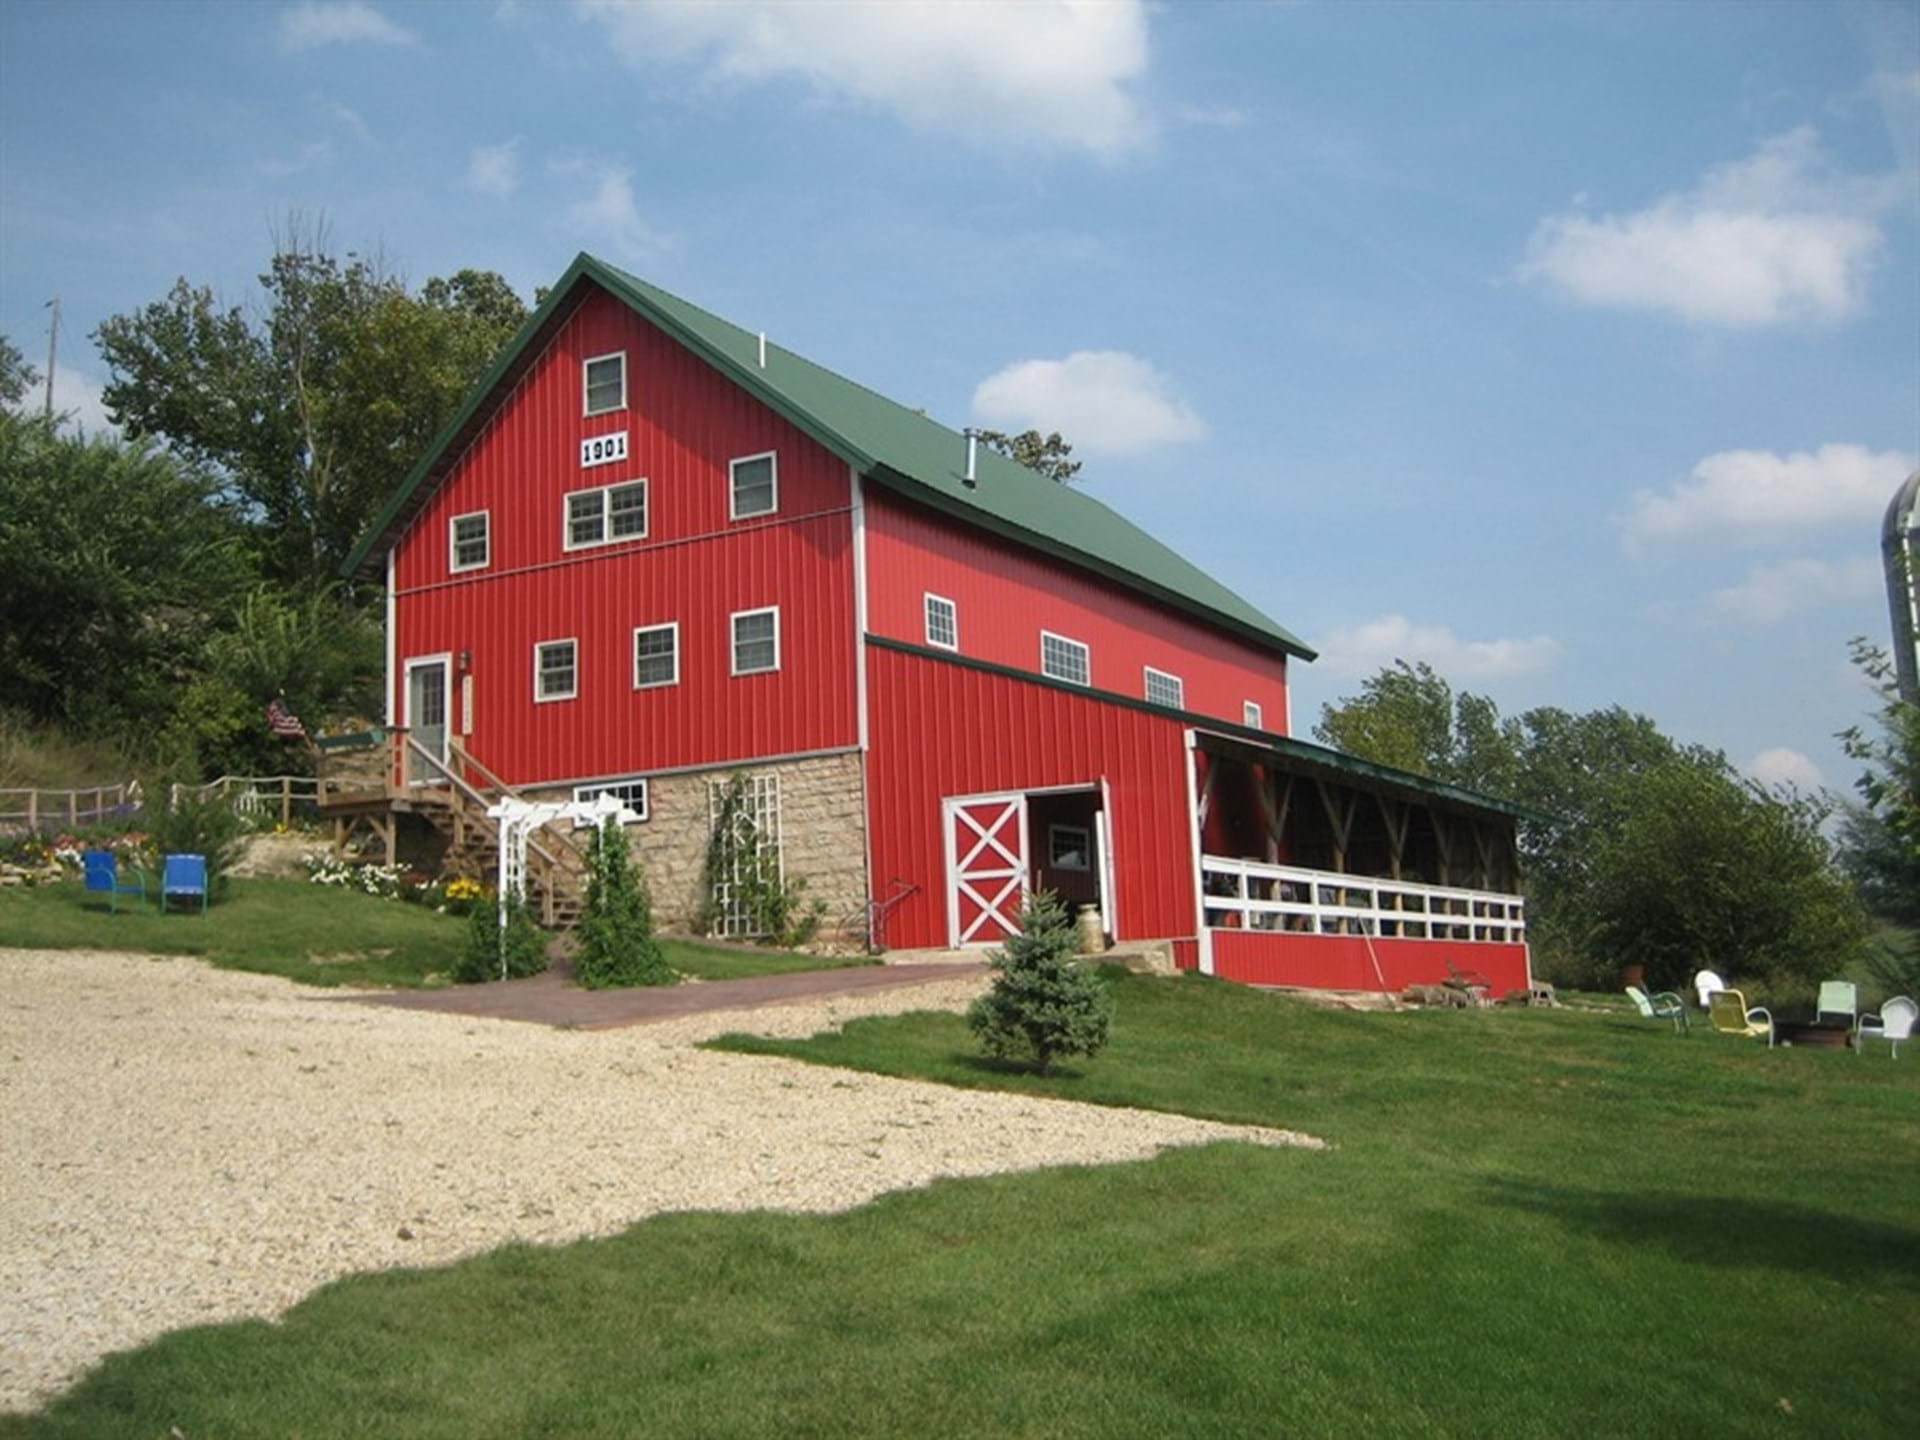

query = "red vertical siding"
[[866, 643, 1200, 950], [864, 490, 1290, 734], [389, 284, 857, 785], [1209, 932, 1532, 996]]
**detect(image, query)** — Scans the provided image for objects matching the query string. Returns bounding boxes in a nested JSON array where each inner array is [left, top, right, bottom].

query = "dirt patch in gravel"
[[0, 948, 1319, 1411]]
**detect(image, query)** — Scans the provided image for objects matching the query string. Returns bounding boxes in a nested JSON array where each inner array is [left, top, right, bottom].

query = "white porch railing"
[[1201, 856, 1526, 945]]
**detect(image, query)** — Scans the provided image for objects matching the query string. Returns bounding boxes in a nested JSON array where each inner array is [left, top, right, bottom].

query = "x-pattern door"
[[945, 794, 1029, 948]]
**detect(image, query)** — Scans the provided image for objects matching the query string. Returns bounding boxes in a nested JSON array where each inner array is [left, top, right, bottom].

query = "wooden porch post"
[[1314, 778, 1359, 932]]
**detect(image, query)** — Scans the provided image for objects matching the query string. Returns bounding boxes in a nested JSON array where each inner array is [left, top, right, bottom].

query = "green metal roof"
[[344, 253, 1315, 661]]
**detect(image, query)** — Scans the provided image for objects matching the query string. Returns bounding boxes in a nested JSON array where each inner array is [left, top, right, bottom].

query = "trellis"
[[706, 773, 783, 938]]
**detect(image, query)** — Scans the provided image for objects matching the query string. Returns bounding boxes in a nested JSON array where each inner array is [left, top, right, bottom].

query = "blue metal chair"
[[161, 853, 209, 914], [82, 850, 147, 913]]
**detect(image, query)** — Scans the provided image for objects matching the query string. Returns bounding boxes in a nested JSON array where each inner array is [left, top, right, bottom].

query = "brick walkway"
[[353, 960, 986, 1030]]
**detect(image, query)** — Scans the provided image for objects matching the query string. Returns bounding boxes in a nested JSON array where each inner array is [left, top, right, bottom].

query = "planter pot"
[[1620, 963, 1646, 988]]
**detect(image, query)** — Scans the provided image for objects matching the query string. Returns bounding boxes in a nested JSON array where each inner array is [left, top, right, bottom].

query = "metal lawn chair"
[[161, 853, 208, 914], [1815, 980, 1858, 1030], [1709, 989, 1774, 1048], [1857, 997, 1915, 1059], [81, 850, 146, 913], [1693, 969, 1726, 1009], [1626, 985, 1688, 1034]]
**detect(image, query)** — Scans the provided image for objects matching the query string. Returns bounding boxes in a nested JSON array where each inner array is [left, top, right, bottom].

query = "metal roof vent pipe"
[[757, 332, 767, 368], [962, 427, 978, 487]]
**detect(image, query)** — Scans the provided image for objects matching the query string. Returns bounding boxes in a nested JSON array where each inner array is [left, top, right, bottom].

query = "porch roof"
[[1194, 728, 1550, 826]]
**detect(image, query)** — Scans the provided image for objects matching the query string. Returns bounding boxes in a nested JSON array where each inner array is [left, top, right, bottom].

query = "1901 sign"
[[580, 431, 629, 468]]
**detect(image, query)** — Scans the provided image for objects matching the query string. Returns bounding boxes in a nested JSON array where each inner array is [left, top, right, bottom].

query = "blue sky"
[[3, 0, 1916, 794]]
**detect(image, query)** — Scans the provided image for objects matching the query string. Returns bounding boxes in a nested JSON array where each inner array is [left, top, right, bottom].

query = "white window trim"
[[534, 637, 579, 704], [448, 509, 490, 574], [924, 592, 959, 652], [1040, 629, 1091, 686], [1144, 666, 1185, 711], [728, 450, 780, 521], [730, 606, 781, 677], [582, 350, 627, 417], [573, 778, 649, 826], [562, 478, 649, 552], [1048, 823, 1091, 872], [632, 622, 680, 690], [1244, 701, 1264, 730]]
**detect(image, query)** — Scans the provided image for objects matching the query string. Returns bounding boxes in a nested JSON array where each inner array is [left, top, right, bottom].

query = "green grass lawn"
[[0, 878, 878, 991], [0, 875, 466, 987], [8, 970, 1916, 1438]]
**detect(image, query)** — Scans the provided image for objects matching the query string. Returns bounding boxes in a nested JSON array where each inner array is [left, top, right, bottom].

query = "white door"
[[944, 793, 1029, 948], [404, 656, 451, 784]]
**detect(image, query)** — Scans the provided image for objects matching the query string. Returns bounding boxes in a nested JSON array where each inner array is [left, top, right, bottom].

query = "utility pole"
[[42, 296, 59, 421]]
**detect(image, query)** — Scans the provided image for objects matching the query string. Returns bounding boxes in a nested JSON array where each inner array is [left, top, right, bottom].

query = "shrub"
[[576, 819, 676, 989], [454, 893, 548, 983], [966, 890, 1114, 1076], [145, 786, 246, 897]]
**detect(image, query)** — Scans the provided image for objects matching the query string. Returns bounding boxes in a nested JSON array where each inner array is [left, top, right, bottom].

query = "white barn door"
[[943, 793, 1029, 948]]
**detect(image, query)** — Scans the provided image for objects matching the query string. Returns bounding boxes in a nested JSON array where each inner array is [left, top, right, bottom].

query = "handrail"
[[401, 737, 579, 878], [1202, 854, 1526, 944]]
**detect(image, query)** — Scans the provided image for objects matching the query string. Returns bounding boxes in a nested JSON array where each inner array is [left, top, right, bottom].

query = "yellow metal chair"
[[1709, 989, 1774, 1048]]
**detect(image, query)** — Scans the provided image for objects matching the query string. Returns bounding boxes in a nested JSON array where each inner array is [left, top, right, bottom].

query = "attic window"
[[730, 452, 778, 520], [583, 352, 626, 417], [449, 511, 489, 573], [1040, 631, 1090, 686], [1144, 667, 1184, 711], [1244, 701, 1263, 730], [565, 479, 648, 550]]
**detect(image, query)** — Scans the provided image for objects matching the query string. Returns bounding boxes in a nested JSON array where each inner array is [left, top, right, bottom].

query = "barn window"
[[449, 511, 490, 572], [583, 351, 626, 416], [565, 479, 648, 550], [573, 777, 648, 827], [730, 452, 778, 520], [1040, 630, 1090, 686], [1048, 824, 1090, 871], [1144, 667, 1185, 710], [924, 593, 958, 651], [1244, 700, 1264, 730], [731, 607, 780, 675], [534, 639, 577, 702], [633, 623, 679, 689]]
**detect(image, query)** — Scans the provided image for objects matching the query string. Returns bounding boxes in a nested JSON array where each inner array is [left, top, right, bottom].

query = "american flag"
[[266, 697, 307, 740]]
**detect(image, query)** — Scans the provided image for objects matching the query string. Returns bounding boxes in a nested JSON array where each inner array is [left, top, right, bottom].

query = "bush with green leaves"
[[454, 893, 548, 984], [575, 819, 675, 989], [967, 890, 1114, 1076], [144, 787, 247, 898]]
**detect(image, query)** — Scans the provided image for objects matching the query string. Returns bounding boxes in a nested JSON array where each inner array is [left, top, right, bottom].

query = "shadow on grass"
[[1482, 1177, 1920, 1287], [949, 1052, 1094, 1082]]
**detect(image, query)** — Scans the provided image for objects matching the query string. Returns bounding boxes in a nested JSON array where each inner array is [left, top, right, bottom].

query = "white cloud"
[[1626, 442, 1914, 547], [279, 2, 419, 53], [1748, 747, 1825, 791], [574, 0, 1152, 157], [318, 98, 373, 143], [1709, 555, 1883, 625], [257, 140, 334, 177], [40, 364, 116, 437], [1520, 127, 1893, 327], [971, 351, 1205, 457], [553, 159, 672, 259], [467, 139, 521, 197], [1316, 614, 1562, 681]]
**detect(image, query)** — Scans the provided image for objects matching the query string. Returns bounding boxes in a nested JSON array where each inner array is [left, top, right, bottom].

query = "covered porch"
[[1189, 731, 1533, 996]]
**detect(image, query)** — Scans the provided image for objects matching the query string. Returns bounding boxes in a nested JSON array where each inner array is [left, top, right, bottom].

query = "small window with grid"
[[1244, 701, 1264, 730], [633, 623, 679, 689], [449, 511, 489, 572], [731, 607, 779, 675], [1048, 824, 1091, 871], [924, 593, 958, 651], [730, 452, 777, 520], [565, 480, 648, 549], [1144, 667, 1184, 710], [583, 352, 626, 416], [1040, 631, 1090, 686], [574, 778, 648, 826], [535, 639, 577, 702]]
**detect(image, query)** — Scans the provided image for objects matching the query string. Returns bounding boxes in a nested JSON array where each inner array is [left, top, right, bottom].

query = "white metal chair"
[[1857, 997, 1915, 1058], [1693, 969, 1726, 1009], [1627, 985, 1688, 1035], [1816, 980, 1858, 1029]]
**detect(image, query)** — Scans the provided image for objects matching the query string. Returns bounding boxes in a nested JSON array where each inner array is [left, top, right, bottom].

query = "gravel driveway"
[[0, 949, 1318, 1411]]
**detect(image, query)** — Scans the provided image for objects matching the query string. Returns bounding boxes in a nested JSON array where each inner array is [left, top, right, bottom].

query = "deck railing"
[[1201, 855, 1526, 944], [0, 782, 140, 833], [170, 775, 321, 827]]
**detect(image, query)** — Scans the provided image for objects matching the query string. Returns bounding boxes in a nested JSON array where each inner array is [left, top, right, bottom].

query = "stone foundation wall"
[[527, 751, 868, 938]]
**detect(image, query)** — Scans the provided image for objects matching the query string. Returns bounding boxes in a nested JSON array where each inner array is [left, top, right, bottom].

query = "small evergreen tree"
[[576, 818, 675, 989], [454, 893, 548, 983], [967, 890, 1113, 1076]]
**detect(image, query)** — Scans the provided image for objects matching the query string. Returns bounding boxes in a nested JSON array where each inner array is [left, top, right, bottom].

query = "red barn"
[[335, 254, 1533, 995]]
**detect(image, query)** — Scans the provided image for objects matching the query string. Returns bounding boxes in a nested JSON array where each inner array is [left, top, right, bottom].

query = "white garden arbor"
[[484, 792, 637, 977]]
